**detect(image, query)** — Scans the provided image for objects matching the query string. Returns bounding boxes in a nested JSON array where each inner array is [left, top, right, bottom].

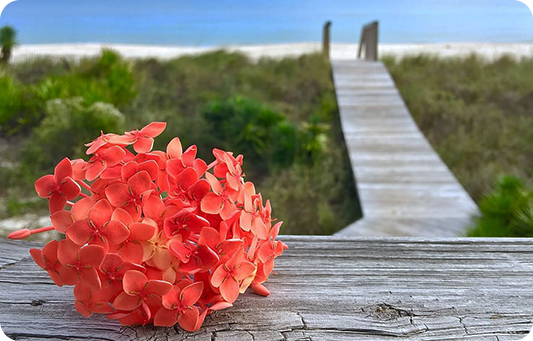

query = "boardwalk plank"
[[0, 237, 531, 340], [332, 60, 477, 237]]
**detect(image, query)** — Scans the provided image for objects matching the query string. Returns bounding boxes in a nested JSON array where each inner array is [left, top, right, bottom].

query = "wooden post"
[[366, 21, 378, 61], [357, 21, 379, 61], [322, 21, 332, 58]]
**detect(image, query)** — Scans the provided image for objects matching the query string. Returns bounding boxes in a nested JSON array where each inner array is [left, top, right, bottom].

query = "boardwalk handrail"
[[357, 21, 379, 61]]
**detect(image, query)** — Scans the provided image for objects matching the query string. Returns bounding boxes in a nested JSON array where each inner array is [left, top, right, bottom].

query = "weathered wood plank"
[[331, 60, 478, 237], [0, 236, 531, 340]]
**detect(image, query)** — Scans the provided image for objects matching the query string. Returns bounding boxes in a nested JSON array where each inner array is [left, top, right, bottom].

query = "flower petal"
[[132, 137, 153, 154], [152, 248, 172, 270], [71, 196, 97, 221], [111, 207, 133, 226], [85, 159, 106, 181], [169, 241, 192, 263], [49, 192, 67, 213], [166, 137, 183, 159], [188, 179, 210, 201], [80, 245, 106, 267], [59, 178, 81, 200], [129, 223, 155, 241], [103, 220, 130, 245], [128, 170, 152, 198], [198, 227, 219, 250], [178, 305, 199, 332], [145, 280, 173, 297], [50, 210, 73, 233], [181, 145, 197, 167], [195, 245, 219, 270], [180, 282, 204, 306], [60, 266, 80, 286], [154, 307, 178, 327], [34, 174, 56, 198], [89, 199, 114, 228], [54, 158, 73, 182], [235, 261, 256, 281], [200, 193, 224, 215], [30, 248, 46, 269], [113, 291, 142, 311], [219, 277, 239, 303], [139, 160, 159, 180], [210, 264, 227, 288], [80, 267, 102, 290], [58, 239, 80, 265], [100, 146, 126, 167], [239, 212, 252, 232], [105, 183, 130, 207], [140, 122, 167, 137], [67, 219, 94, 245], [123, 270, 147, 295], [142, 195, 164, 221], [119, 242, 145, 264]]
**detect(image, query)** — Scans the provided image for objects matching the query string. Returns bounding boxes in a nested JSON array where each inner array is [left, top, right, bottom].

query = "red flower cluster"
[[9, 122, 287, 331]]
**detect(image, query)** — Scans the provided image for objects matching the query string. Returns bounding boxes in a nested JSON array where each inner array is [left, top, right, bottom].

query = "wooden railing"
[[357, 21, 378, 61], [1, 237, 532, 339]]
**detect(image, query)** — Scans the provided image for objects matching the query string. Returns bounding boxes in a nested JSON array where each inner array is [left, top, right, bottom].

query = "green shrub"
[[0, 73, 23, 129], [468, 176, 533, 237], [0, 50, 136, 134], [203, 97, 286, 167], [82, 49, 137, 106], [22, 98, 125, 173]]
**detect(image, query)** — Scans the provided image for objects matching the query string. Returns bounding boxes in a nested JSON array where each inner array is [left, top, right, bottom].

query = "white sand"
[[9, 42, 533, 62]]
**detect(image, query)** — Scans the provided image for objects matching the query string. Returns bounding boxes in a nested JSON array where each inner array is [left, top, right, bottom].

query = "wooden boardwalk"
[[332, 60, 478, 237], [1, 237, 532, 340]]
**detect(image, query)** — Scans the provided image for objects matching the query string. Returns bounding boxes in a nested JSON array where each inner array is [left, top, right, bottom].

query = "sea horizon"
[[1, 0, 533, 46]]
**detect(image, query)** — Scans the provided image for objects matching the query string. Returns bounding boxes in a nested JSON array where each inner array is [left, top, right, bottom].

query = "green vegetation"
[[383, 54, 533, 237], [469, 176, 533, 237], [0, 50, 360, 235], [0, 26, 17, 64]]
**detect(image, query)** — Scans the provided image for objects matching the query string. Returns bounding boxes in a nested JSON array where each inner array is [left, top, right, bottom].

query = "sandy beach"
[[9, 42, 533, 62]]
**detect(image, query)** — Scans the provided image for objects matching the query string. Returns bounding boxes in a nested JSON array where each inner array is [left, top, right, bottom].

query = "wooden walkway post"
[[357, 21, 379, 61], [322, 21, 332, 58]]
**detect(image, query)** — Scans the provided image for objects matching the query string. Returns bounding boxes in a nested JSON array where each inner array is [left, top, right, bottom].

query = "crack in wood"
[[458, 316, 469, 335], [244, 331, 255, 341], [0, 257, 28, 271]]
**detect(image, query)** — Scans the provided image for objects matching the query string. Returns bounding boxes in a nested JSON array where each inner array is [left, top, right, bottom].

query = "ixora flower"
[[8, 122, 288, 331]]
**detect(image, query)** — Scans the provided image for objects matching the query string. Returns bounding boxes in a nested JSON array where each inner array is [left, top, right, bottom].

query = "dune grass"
[[383, 54, 533, 237], [383, 54, 533, 203], [0, 50, 360, 235]]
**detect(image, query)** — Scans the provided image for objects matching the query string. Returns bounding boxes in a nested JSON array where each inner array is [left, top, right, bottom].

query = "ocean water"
[[1, 0, 533, 46]]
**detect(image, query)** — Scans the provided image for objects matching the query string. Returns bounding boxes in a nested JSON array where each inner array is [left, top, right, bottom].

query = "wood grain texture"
[[331, 60, 478, 237], [0, 236, 531, 340]]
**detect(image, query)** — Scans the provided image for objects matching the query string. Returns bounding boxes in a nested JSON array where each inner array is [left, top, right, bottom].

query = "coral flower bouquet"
[[8, 122, 287, 331]]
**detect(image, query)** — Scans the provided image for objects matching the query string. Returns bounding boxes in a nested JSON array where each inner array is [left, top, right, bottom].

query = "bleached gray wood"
[[0, 236, 531, 340], [332, 60, 478, 237], [357, 21, 379, 61]]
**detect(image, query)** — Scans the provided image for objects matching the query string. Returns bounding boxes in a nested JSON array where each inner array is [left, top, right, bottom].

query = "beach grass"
[[383, 53, 533, 203], [0, 50, 360, 235]]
